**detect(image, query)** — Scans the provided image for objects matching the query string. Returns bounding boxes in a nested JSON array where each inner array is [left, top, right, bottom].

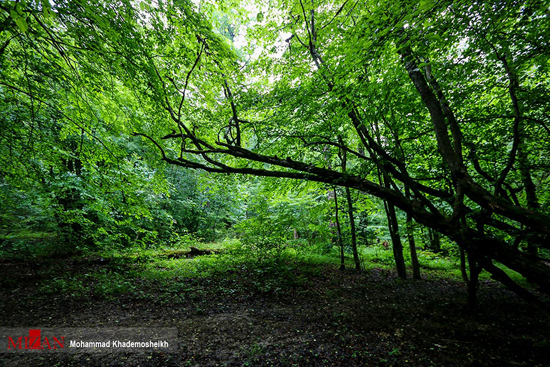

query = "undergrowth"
[[7, 237, 530, 300]]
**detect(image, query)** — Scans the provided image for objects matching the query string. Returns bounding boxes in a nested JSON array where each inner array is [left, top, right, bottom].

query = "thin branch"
[[178, 41, 204, 118], [319, 0, 350, 31], [132, 132, 166, 158], [303, 140, 370, 160]]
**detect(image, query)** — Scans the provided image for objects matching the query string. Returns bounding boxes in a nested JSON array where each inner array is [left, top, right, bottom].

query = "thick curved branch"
[[493, 54, 521, 194]]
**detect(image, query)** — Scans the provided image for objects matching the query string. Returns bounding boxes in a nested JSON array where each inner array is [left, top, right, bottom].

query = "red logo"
[[7, 329, 65, 350]]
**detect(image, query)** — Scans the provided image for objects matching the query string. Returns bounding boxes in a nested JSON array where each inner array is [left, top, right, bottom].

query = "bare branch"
[[319, 0, 350, 31]]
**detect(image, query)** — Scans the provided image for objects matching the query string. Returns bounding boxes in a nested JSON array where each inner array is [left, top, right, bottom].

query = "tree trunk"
[[459, 248, 469, 283], [338, 135, 360, 270], [333, 187, 345, 271], [385, 201, 407, 279], [427, 228, 441, 253], [467, 251, 482, 311], [56, 138, 85, 242], [345, 186, 361, 271], [518, 145, 539, 257], [406, 213, 420, 279]]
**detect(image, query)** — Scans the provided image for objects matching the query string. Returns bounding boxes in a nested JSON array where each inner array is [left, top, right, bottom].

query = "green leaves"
[[10, 5, 28, 33], [41, 0, 54, 19], [139, 2, 151, 12]]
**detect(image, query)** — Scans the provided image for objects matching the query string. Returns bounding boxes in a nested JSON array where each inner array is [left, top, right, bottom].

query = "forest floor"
[[0, 250, 549, 367]]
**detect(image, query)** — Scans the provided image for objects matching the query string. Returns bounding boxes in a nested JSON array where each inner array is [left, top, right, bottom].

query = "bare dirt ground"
[[1, 257, 549, 366]]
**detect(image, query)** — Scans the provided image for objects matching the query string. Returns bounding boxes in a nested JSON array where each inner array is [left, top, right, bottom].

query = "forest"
[[1, 0, 550, 365]]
